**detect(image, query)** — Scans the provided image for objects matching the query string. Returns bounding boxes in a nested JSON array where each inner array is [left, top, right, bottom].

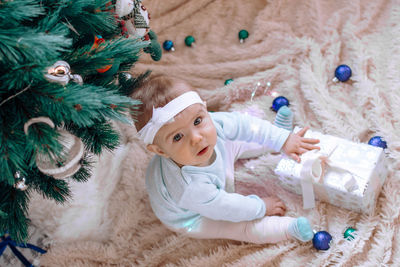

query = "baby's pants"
[[170, 215, 294, 244], [169, 141, 295, 244]]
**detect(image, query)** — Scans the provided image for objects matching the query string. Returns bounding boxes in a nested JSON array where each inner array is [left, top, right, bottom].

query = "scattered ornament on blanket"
[[224, 79, 234, 85], [163, 40, 175, 51], [343, 227, 357, 241], [271, 96, 290, 112], [13, 171, 28, 191], [185, 35, 196, 47], [274, 106, 293, 131], [333, 64, 352, 82], [312, 230, 333, 251], [368, 136, 387, 149], [238, 29, 249, 43]]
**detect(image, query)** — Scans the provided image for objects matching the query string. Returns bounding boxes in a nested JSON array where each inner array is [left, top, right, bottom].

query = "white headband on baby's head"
[[138, 91, 205, 145]]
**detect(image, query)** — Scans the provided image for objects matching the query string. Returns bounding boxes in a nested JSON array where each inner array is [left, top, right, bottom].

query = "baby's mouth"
[[197, 146, 209, 156]]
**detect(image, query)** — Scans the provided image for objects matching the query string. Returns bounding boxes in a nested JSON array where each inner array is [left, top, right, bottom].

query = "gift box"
[[274, 127, 387, 214]]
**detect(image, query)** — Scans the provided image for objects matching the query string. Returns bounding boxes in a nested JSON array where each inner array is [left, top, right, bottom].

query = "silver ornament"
[[45, 61, 83, 86], [14, 177, 28, 191], [123, 73, 132, 79]]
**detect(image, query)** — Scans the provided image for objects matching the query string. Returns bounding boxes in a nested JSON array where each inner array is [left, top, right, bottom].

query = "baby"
[[131, 74, 320, 244]]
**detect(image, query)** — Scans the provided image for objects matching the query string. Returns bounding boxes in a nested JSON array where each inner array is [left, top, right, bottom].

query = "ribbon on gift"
[[0, 234, 46, 267], [299, 145, 359, 209]]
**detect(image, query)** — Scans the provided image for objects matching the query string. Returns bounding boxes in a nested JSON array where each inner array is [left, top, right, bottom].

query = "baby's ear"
[[146, 144, 169, 158]]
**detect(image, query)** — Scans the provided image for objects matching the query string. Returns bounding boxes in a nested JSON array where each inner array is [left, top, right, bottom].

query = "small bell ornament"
[[24, 117, 84, 179], [45, 61, 83, 86]]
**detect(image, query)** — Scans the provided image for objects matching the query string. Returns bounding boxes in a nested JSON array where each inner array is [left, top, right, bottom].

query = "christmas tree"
[[0, 0, 151, 242]]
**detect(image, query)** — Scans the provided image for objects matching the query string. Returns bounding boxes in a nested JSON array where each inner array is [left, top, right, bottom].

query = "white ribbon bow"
[[300, 145, 359, 209]]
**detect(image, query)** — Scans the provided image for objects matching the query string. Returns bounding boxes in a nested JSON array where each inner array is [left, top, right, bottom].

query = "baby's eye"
[[194, 117, 202, 126], [173, 133, 183, 142]]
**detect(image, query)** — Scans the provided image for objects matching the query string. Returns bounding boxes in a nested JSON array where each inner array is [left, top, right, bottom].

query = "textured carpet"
[[34, 0, 400, 266]]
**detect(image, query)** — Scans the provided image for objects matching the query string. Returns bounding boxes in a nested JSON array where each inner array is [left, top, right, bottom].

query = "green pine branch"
[[0, 185, 30, 242], [70, 153, 93, 182], [29, 168, 71, 203], [0, 0, 147, 242], [0, 0, 44, 28], [65, 119, 121, 155]]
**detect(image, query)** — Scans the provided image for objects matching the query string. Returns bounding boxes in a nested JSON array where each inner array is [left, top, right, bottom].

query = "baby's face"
[[152, 103, 217, 167]]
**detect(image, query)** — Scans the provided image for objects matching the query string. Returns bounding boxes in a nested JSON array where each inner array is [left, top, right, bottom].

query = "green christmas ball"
[[343, 227, 357, 241], [185, 35, 195, 47], [224, 79, 234, 85], [238, 29, 249, 43]]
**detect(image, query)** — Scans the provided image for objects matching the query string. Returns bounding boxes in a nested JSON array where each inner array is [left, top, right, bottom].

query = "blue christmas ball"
[[271, 96, 290, 112], [368, 136, 387, 149], [312, 231, 332, 251], [334, 64, 352, 82], [163, 40, 174, 51]]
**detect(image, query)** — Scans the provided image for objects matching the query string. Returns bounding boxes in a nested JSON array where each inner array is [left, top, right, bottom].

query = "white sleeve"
[[178, 180, 266, 222]]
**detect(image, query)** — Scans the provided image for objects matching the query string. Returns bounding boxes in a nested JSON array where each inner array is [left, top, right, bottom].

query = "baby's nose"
[[191, 132, 203, 144]]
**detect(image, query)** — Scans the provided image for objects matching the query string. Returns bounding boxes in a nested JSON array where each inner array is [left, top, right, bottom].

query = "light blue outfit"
[[145, 111, 291, 231]]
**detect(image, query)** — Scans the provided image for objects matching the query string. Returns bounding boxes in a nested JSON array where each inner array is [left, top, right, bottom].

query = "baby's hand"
[[262, 196, 286, 216], [282, 126, 320, 163]]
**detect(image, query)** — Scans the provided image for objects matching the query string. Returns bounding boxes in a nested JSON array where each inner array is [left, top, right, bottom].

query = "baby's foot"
[[274, 106, 293, 131], [288, 217, 313, 242]]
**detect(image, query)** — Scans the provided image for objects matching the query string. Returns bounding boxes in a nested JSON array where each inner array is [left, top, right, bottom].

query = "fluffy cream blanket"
[[32, 0, 400, 266]]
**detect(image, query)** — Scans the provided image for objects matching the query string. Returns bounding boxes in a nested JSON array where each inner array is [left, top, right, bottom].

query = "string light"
[[250, 82, 261, 102], [270, 91, 279, 97], [248, 80, 278, 101]]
